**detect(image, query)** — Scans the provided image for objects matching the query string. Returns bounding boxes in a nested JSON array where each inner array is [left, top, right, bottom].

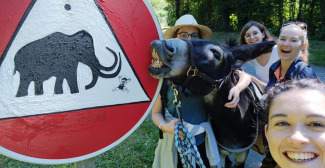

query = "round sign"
[[0, 0, 162, 164]]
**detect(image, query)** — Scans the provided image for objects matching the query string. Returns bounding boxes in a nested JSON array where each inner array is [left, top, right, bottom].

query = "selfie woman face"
[[265, 88, 325, 168]]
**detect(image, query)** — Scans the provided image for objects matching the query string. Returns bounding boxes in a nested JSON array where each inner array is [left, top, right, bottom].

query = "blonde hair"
[[280, 25, 309, 63]]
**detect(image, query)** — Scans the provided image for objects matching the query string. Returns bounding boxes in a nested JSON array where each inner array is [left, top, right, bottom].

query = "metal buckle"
[[187, 67, 197, 76], [171, 84, 179, 103]]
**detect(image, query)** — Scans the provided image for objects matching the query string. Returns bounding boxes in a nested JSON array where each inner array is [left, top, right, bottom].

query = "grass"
[[93, 117, 157, 168], [0, 117, 158, 168], [308, 40, 325, 67]]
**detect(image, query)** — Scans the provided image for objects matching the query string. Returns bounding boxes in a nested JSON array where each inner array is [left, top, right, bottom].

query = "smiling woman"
[[150, 14, 214, 168], [239, 21, 276, 84], [263, 22, 318, 92], [261, 78, 325, 168]]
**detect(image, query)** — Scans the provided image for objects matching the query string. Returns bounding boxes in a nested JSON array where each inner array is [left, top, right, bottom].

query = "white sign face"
[[0, 0, 150, 119]]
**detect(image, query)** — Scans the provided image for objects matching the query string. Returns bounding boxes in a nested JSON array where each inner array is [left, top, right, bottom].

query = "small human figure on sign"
[[113, 75, 131, 93]]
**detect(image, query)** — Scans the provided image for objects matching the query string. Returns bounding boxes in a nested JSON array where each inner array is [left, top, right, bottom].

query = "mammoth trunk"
[[85, 47, 122, 90]]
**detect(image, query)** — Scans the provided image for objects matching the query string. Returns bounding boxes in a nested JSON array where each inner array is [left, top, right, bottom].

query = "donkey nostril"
[[165, 44, 175, 53]]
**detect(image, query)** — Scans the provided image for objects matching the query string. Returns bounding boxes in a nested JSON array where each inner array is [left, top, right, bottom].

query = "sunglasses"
[[282, 21, 307, 31]]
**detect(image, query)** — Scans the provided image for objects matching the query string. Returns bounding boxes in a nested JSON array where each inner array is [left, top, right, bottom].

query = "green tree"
[[149, 0, 169, 28], [321, 0, 325, 28], [297, 0, 304, 21], [160, 0, 323, 39], [277, 0, 284, 31]]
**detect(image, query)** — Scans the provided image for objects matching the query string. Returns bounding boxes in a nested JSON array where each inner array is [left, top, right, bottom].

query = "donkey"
[[148, 38, 275, 167]]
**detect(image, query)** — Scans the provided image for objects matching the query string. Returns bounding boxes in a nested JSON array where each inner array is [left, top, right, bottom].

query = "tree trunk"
[[175, 0, 180, 19], [297, 0, 303, 21], [236, 0, 248, 29], [183, 0, 191, 16], [308, 0, 316, 23], [321, 0, 325, 29], [221, 2, 230, 31], [197, 0, 203, 25], [308, 0, 316, 35], [278, 0, 284, 31], [290, 0, 296, 21], [203, 0, 213, 27]]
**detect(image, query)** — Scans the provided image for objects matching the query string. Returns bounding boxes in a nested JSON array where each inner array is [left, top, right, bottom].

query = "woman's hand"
[[224, 85, 240, 108], [161, 119, 185, 137]]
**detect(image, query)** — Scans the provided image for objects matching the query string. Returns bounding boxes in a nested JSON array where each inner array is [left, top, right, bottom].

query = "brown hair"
[[263, 79, 324, 125], [239, 21, 274, 45], [260, 78, 324, 167]]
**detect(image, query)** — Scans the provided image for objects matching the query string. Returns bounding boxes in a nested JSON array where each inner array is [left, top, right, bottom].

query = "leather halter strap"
[[179, 39, 229, 97]]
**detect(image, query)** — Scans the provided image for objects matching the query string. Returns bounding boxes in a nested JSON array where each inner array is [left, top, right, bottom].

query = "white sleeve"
[[247, 59, 255, 66]]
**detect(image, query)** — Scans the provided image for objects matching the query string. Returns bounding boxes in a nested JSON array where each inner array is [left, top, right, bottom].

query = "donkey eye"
[[213, 51, 221, 60]]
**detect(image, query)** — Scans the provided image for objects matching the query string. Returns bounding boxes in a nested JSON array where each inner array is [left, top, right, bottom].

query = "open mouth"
[[148, 47, 172, 78], [281, 49, 291, 54], [150, 48, 169, 69], [284, 151, 319, 163]]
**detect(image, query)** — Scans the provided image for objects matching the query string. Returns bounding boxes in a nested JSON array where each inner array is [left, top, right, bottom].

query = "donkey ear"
[[231, 41, 276, 62]]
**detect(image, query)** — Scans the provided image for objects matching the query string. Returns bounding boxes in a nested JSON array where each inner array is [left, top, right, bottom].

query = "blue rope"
[[172, 86, 205, 168], [174, 122, 206, 168]]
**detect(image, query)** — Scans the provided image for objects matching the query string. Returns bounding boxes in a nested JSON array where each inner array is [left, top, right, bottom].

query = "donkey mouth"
[[148, 48, 171, 78], [151, 53, 164, 69]]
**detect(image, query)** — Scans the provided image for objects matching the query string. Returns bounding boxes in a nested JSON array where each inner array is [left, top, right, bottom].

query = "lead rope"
[[172, 85, 206, 168]]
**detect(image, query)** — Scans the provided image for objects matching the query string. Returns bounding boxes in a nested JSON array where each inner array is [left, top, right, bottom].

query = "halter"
[[171, 39, 231, 120], [176, 39, 230, 98], [171, 39, 231, 168]]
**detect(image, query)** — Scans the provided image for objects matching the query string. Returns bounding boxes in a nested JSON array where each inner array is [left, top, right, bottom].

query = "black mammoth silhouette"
[[14, 30, 121, 97]]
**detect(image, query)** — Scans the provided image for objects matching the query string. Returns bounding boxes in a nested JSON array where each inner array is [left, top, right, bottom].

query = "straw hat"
[[163, 14, 212, 40]]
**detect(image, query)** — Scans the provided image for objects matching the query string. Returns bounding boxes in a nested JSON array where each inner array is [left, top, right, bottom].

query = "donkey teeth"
[[154, 59, 162, 64], [151, 63, 163, 69], [150, 57, 164, 69]]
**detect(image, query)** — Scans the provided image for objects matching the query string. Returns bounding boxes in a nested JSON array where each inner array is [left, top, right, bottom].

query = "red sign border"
[[0, 0, 163, 164]]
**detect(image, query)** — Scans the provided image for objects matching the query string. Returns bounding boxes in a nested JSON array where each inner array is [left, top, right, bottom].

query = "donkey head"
[[148, 38, 275, 90]]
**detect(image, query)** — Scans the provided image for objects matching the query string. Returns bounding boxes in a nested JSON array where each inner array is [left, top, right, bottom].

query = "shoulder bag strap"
[[159, 79, 168, 139]]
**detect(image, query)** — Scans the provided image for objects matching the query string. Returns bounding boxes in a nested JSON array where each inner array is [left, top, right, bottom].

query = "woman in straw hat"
[[163, 14, 212, 40], [151, 14, 252, 168]]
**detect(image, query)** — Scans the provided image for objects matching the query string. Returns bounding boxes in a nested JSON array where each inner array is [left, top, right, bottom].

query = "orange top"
[[274, 66, 285, 82]]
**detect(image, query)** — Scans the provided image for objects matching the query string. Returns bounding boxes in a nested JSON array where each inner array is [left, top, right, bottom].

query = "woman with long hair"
[[261, 78, 325, 168]]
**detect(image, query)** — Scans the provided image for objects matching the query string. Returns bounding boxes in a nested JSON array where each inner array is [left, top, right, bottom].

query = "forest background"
[[152, 0, 325, 40], [152, 0, 325, 66]]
